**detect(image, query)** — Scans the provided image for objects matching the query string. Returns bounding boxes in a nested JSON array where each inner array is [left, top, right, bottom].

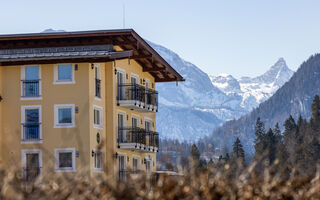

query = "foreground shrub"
[[0, 163, 319, 200]]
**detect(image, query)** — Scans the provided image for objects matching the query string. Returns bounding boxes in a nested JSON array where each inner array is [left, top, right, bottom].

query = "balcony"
[[21, 79, 40, 97], [117, 127, 159, 152], [117, 84, 158, 112], [147, 131, 159, 152], [95, 78, 101, 98], [22, 123, 41, 142]]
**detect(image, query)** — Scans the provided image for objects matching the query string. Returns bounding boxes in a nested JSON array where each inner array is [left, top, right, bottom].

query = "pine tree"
[[273, 122, 282, 144], [284, 115, 297, 133], [310, 95, 320, 130], [232, 137, 245, 166], [254, 117, 266, 161], [190, 144, 200, 162], [225, 153, 230, 162], [283, 115, 297, 167], [266, 128, 277, 165]]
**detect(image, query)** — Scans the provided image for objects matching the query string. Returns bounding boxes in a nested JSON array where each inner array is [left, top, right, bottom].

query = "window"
[[130, 74, 139, 100], [55, 148, 76, 172], [146, 158, 152, 173], [94, 150, 103, 171], [145, 120, 152, 131], [118, 112, 126, 143], [59, 152, 72, 168], [117, 69, 125, 100], [54, 104, 75, 128], [132, 157, 140, 173], [54, 64, 75, 84], [21, 149, 42, 181], [21, 65, 42, 99], [93, 105, 103, 129], [95, 64, 101, 98], [118, 154, 126, 181], [21, 105, 42, 143]]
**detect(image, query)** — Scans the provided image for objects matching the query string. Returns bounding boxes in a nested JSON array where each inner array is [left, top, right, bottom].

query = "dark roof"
[[0, 29, 184, 82], [0, 45, 132, 65]]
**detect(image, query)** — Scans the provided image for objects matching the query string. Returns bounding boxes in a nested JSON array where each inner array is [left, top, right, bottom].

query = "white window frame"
[[21, 105, 42, 144], [53, 63, 75, 84], [93, 105, 103, 129], [145, 78, 151, 89], [54, 148, 76, 172], [118, 152, 127, 170], [132, 155, 140, 171], [20, 65, 42, 100], [116, 67, 126, 85], [144, 117, 153, 130], [94, 64, 101, 100], [93, 149, 103, 172], [117, 110, 126, 126], [54, 104, 75, 128], [145, 156, 153, 172], [130, 73, 139, 84], [21, 149, 42, 178], [131, 114, 140, 128]]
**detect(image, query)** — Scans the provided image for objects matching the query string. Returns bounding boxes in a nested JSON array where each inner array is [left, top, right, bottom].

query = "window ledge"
[[94, 96, 101, 101], [93, 168, 104, 173], [93, 125, 103, 130], [21, 96, 42, 101], [55, 168, 76, 172], [53, 81, 75, 85], [21, 140, 42, 144], [54, 124, 75, 128]]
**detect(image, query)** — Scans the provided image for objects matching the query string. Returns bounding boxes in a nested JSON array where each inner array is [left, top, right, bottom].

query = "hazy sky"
[[1, 0, 320, 77]]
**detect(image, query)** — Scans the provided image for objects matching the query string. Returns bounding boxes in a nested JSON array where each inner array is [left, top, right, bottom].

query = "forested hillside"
[[206, 54, 320, 153]]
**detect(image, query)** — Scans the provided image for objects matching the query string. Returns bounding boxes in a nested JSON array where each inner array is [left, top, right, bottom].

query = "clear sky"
[[1, 0, 320, 77]]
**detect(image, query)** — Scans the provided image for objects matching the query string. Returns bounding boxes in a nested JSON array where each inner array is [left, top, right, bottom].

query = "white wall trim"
[[54, 148, 76, 172], [117, 152, 127, 170], [53, 63, 76, 84], [93, 105, 103, 129], [144, 116, 153, 122], [116, 67, 125, 74], [20, 65, 42, 99], [130, 73, 139, 81], [132, 155, 141, 170], [21, 149, 42, 178], [21, 105, 42, 144], [93, 148, 104, 173], [54, 104, 75, 128], [131, 114, 140, 127]]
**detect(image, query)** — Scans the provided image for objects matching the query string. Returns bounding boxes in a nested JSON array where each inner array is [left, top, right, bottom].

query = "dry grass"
[[0, 162, 319, 200]]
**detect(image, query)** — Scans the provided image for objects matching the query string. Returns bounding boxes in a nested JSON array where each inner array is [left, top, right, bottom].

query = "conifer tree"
[[232, 137, 245, 166], [284, 115, 297, 133], [254, 117, 266, 161], [283, 115, 297, 167], [273, 122, 282, 144], [266, 128, 277, 165], [310, 95, 320, 130], [190, 144, 200, 162], [225, 153, 230, 162]]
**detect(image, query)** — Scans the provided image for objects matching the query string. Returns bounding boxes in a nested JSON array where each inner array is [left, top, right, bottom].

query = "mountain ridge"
[[205, 53, 320, 154], [149, 41, 294, 141]]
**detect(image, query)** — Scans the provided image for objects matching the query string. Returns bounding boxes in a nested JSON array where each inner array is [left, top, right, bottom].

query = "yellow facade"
[[0, 29, 184, 182], [0, 59, 157, 180]]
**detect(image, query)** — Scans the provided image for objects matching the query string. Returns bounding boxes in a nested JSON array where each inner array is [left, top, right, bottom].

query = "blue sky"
[[1, 0, 320, 77]]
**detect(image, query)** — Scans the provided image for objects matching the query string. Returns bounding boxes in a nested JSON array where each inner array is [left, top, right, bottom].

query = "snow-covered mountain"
[[210, 58, 294, 111], [149, 42, 294, 141]]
